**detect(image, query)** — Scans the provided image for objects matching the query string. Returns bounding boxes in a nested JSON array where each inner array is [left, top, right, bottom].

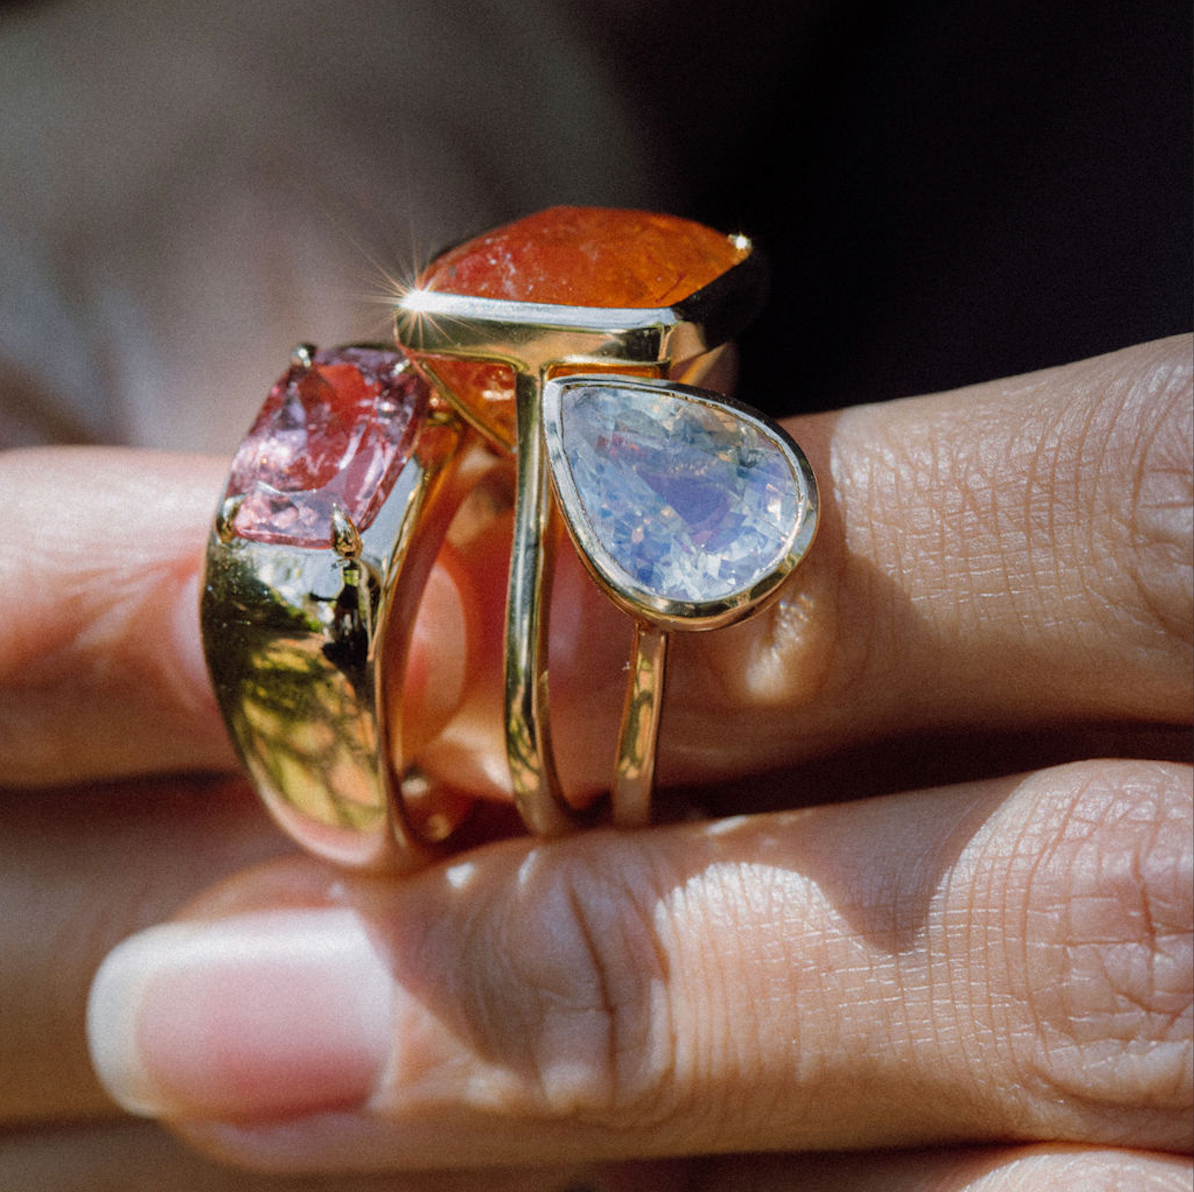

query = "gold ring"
[[201, 343, 475, 871], [394, 208, 818, 833]]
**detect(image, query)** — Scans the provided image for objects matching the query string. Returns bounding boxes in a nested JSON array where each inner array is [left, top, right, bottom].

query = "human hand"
[[1, 336, 1189, 1190]]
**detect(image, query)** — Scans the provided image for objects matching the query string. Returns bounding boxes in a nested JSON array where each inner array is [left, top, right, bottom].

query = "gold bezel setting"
[[542, 374, 819, 632], [393, 227, 815, 835]]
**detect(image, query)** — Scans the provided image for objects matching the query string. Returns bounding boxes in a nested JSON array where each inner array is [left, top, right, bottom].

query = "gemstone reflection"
[[225, 346, 428, 548], [558, 384, 798, 604]]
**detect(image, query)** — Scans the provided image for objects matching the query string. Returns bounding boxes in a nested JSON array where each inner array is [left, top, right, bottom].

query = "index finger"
[[0, 449, 234, 784], [2, 336, 1189, 795]]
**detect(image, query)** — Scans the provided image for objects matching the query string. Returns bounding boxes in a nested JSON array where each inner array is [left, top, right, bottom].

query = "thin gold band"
[[395, 247, 772, 833], [613, 622, 669, 828], [504, 368, 586, 833]]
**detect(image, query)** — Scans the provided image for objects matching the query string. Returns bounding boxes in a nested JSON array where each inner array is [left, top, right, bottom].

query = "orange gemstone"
[[414, 207, 747, 444], [419, 206, 745, 307]]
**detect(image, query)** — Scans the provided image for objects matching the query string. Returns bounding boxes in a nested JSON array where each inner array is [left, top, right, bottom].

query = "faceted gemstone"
[[226, 346, 427, 547], [415, 207, 748, 436], [420, 206, 747, 308], [555, 383, 799, 604]]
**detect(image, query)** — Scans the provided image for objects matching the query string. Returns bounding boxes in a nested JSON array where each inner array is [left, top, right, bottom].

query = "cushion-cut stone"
[[226, 346, 427, 547], [415, 207, 748, 438], [555, 383, 799, 605]]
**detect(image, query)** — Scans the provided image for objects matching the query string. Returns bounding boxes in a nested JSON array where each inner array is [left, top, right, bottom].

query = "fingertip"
[[87, 927, 181, 1118], [87, 910, 396, 1122]]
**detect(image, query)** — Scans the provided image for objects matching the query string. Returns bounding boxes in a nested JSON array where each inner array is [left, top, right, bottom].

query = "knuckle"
[[1009, 761, 1193, 1130], [1117, 338, 1194, 649], [463, 840, 680, 1131]]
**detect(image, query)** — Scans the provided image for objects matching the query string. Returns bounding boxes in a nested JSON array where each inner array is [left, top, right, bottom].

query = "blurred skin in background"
[[0, 2, 1190, 1190], [3, 0, 1187, 450]]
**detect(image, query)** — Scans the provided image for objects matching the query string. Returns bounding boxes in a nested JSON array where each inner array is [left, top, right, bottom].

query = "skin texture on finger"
[[693, 1145, 1194, 1191], [824, 335, 1193, 714], [420, 335, 1194, 801], [87, 758, 1191, 1170], [0, 449, 235, 784]]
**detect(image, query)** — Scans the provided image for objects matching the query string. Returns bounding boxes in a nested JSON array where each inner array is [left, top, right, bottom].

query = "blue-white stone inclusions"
[[560, 386, 798, 603]]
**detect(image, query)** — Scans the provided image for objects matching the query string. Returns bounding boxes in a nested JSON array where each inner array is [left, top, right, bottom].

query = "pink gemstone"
[[226, 346, 428, 547]]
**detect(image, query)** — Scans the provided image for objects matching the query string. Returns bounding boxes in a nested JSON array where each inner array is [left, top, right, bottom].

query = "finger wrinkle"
[[1117, 342, 1194, 649], [377, 838, 679, 1139], [995, 762, 1193, 1138], [833, 397, 1032, 657], [1062, 340, 1193, 665], [657, 854, 828, 1145], [830, 341, 1193, 731]]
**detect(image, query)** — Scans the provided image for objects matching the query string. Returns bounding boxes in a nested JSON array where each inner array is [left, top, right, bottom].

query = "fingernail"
[[87, 908, 393, 1119]]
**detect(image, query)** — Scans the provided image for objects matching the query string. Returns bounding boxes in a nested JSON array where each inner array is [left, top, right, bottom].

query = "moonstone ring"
[[395, 207, 819, 833], [200, 343, 476, 870]]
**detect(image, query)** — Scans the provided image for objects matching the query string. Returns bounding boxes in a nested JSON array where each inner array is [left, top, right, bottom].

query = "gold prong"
[[331, 505, 362, 559], [290, 343, 316, 370], [215, 494, 245, 544]]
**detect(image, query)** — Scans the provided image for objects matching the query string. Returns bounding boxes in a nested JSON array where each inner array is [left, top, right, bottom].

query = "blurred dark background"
[[578, 0, 1192, 414], [1, 0, 1189, 440]]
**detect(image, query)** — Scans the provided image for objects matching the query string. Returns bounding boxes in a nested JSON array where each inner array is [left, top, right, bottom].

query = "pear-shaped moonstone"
[[559, 384, 799, 604]]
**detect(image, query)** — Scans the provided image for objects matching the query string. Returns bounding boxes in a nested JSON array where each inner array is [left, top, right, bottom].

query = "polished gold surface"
[[613, 622, 669, 829], [394, 237, 799, 833], [502, 370, 596, 834], [201, 409, 473, 872]]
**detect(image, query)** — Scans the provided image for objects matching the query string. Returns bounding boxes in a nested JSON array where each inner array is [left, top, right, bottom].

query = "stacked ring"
[[200, 344, 476, 871], [395, 207, 819, 834], [203, 207, 819, 866]]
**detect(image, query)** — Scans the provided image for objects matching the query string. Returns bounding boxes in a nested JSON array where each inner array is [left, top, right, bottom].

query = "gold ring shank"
[[613, 622, 669, 828], [396, 248, 768, 832], [202, 412, 474, 871], [503, 369, 585, 833]]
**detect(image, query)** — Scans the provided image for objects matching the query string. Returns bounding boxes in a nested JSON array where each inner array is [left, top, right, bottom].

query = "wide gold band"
[[201, 354, 475, 871]]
